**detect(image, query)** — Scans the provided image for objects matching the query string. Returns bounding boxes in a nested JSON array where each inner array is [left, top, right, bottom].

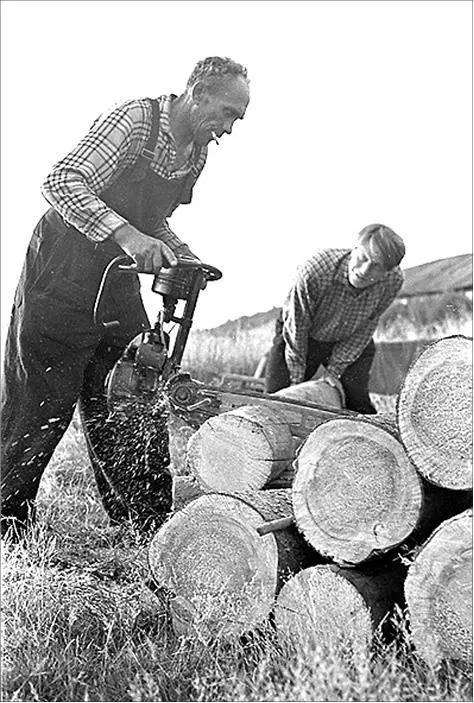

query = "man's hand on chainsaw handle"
[[113, 224, 178, 273]]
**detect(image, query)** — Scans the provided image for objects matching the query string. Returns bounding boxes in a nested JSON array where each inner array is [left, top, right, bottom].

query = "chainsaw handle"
[[173, 259, 223, 282], [119, 258, 222, 282]]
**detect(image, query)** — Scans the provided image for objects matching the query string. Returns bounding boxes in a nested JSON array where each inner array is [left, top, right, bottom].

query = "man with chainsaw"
[[1, 56, 250, 536], [265, 224, 405, 414]]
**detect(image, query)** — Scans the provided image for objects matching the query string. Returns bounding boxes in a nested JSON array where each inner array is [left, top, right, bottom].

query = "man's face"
[[347, 242, 388, 289], [190, 75, 250, 146]]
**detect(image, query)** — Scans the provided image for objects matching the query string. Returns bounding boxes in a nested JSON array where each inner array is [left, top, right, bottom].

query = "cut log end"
[[148, 494, 281, 638], [398, 336, 473, 490], [274, 566, 372, 656], [293, 418, 422, 565], [405, 509, 472, 666], [186, 405, 294, 493]]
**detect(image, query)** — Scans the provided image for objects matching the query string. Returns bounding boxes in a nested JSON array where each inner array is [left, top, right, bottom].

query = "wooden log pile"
[[150, 336, 472, 665]]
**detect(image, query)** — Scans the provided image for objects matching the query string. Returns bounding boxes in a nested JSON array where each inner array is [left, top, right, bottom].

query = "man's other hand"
[[113, 224, 178, 273]]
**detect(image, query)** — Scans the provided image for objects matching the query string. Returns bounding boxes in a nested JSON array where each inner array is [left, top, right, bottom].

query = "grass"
[[1, 306, 472, 701], [2, 409, 472, 701]]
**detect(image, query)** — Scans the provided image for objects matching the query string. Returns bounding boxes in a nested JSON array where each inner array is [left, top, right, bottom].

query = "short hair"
[[357, 224, 405, 270], [186, 56, 249, 93]]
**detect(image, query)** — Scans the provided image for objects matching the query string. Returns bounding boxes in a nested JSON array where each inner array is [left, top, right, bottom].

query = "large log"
[[405, 509, 472, 666], [292, 417, 423, 565], [186, 405, 294, 493], [148, 490, 317, 638], [397, 335, 472, 490], [274, 561, 406, 656]]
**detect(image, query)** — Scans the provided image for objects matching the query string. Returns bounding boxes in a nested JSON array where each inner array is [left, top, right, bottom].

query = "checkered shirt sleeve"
[[282, 257, 326, 385], [41, 98, 207, 249]]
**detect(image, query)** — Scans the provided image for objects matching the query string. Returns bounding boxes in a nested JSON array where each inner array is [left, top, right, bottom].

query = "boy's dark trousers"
[[264, 317, 377, 414]]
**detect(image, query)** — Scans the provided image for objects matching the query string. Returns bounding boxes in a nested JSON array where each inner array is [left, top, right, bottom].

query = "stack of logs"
[[149, 335, 472, 666]]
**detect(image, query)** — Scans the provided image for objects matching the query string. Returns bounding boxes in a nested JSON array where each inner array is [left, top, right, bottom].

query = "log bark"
[[148, 489, 318, 638], [397, 335, 472, 489], [186, 405, 294, 493], [292, 417, 423, 565], [274, 561, 406, 656], [172, 474, 204, 512], [405, 509, 472, 666], [274, 378, 344, 410]]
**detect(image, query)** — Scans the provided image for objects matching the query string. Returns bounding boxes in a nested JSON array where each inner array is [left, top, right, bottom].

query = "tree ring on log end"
[[292, 418, 422, 565], [148, 494, 279, 638], [405, 509, 472, 666], [274, 565, 372, 657], [397, 336, 473, 489]]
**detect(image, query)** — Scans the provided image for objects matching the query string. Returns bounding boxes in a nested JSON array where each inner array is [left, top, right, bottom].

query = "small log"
[[292, 417, 423, 565], [148, 489, 318, 638], [274, 378, 344, 410], [397, 335, 472, 489], [274, 561, 406, 655], [405, 508, 472, 666], [186, 405, 294, 493]]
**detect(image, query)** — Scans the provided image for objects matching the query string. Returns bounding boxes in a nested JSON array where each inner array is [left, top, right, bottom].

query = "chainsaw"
[[96, 256, 358, 439]]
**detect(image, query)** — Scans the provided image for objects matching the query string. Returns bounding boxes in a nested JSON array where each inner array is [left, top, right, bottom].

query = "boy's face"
[[348, 241, 388, 289]]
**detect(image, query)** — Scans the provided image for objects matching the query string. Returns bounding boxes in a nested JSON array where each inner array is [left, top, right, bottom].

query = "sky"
[[1, 0, 472, 337]]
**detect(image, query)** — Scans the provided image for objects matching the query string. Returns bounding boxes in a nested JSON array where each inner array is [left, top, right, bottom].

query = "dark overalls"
[[1, 99, 196, 531]]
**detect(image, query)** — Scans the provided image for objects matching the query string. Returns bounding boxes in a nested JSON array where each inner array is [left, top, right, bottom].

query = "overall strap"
[[141, 99, 161, 161]]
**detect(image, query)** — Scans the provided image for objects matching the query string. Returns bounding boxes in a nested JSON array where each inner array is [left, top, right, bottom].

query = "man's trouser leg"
[[1, 281, 172, 533], [1, 306, 173, 531], [0, 304, 95, 527], [264, 317, 290, 393]]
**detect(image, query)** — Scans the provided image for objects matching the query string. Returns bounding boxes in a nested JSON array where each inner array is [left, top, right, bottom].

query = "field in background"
[[182, 292, 472, 386], [1, 291, 472, 702]]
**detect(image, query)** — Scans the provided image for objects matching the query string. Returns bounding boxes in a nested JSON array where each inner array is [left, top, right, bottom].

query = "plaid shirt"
[[282, 248, 404, 383], [41, 96, 208, 253]]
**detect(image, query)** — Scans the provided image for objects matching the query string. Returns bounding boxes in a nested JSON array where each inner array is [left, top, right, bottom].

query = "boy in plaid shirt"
[[265, 224, 405, 414]]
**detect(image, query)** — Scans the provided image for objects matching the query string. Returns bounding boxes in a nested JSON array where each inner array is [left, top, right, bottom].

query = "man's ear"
[[191, 81, 207, 103]]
